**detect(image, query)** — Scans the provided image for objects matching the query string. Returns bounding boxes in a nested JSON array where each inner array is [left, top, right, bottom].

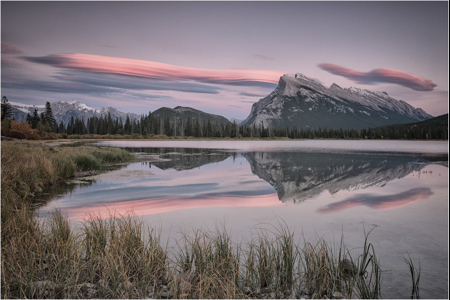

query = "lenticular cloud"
[[24, 53, 283, 87], [318, 63, 437, 91]]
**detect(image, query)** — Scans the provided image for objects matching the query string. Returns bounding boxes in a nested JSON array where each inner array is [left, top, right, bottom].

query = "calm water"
[[37, 140, 448, 299]]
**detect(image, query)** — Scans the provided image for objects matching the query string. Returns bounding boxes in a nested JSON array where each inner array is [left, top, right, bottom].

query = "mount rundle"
[[9, 73, 432, 130], [241, 73, 431, 130]]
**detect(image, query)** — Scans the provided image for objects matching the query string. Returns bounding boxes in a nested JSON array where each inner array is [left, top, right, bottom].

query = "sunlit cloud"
[[24, 53, 284, 87], [1, 43, 23, 55], [318, 63, 437, 91], [61, 193, 285, 221], [317, 188, 433, 214]]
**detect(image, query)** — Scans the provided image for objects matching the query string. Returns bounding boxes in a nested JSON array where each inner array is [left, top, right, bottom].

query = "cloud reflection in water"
[[317, 188, 433, 214]]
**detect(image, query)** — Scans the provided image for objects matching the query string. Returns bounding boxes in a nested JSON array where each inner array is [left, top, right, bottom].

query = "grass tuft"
[[404, 252, 421, 299]]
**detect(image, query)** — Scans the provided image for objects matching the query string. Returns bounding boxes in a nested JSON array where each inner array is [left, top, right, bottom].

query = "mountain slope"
[[369, 113, 448, 140], [242, 73, 432, 130], [152, 106, 231, 127]]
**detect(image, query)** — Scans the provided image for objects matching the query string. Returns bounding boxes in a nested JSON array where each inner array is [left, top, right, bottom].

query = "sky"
[[1, 1, 448, 119]]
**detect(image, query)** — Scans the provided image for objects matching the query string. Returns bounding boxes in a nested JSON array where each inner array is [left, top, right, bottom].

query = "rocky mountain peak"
[[330, 83, 342, 90], [242, 72, 433, 130], [276, 73, 328, 97]]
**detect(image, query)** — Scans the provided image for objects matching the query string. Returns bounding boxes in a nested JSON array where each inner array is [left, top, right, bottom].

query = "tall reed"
[[404, 252, 421, 299]]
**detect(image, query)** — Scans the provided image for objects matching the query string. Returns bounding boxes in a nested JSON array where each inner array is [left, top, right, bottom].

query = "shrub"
[[5, 131, 26, 140]]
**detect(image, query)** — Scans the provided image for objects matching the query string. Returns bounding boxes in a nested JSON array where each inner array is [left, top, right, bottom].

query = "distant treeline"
[[2, 98, 448, 140], [50, 112, 450, 140]]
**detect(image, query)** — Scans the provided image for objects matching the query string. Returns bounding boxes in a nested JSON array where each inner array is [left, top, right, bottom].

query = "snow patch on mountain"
[[10, 101, 45, 113]]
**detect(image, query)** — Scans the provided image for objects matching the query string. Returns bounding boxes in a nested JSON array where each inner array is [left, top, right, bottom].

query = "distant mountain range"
[[9, 100, 141, 125], [241, 73, 432, 130], [8, 72, 435, 130]]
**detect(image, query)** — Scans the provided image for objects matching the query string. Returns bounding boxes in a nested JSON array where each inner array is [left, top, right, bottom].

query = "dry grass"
[[2, 209, 390, 299], [1, 141, 133, 205]]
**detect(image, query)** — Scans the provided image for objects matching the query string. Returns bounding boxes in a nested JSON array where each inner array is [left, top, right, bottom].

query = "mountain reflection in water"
[[243, 151, 437, 204], [37, 147, 446, 219]]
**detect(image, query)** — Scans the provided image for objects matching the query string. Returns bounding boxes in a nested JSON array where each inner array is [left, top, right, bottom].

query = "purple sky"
[[1, 1, 448, 119]]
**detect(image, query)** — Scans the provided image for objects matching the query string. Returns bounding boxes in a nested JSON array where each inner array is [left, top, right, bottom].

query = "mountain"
[[243, 151, 442, 204], [241, 73, 433, 130], [9, 100, 140, 125], [152, 106, 231, 127]]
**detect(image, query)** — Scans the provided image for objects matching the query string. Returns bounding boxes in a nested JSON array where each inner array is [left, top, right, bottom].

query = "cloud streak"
[[24, 53, 284, 88], [317, 188, 432, 214], [318, 63, 437, 91], [254, 54, 275, 61], [1, 43, 23, 55], [53, 72, 221, 94], [239, 92, 267, 97]]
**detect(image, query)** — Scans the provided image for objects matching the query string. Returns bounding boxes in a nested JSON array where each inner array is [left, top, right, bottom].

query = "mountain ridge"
[[241, 73, 432, 130], [9, 100, 141, 126]]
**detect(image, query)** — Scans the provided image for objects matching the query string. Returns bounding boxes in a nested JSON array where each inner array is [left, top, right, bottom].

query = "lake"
[[37, 140, 448, 299]]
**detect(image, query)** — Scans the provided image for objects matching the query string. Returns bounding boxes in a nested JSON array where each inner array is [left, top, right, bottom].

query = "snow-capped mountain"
[[241, 73, 432, 130], [9, 100, 140, 125]]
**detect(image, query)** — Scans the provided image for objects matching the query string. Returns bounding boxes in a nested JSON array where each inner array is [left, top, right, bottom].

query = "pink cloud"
[[26, 53, 284, 87], [317, 188, 432, 214], [318, 63, 437, 91], [1, 43, 23, 55], [65, 194, 284, 221]]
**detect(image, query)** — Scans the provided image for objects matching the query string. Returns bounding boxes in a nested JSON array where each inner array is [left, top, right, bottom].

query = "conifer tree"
[[44, 102, 57, 132], [31, 109, 40, 129], [1, 96, 13, 121], [26, 113, 32, 125]]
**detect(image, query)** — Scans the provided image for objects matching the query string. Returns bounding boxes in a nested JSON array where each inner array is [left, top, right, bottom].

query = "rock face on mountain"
[[243, 151, 433, 204], [241, 73, 432, 130], [9, 100, 140, 125], [152, 106, 231, 127]]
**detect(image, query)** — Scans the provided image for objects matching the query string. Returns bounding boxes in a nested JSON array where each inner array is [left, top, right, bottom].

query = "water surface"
[[37, 140, 448, 299]]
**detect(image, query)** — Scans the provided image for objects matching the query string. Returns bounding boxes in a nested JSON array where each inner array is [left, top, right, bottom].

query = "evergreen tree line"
[[45, 112, 448, 140], [2, 98, 447, 140]]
